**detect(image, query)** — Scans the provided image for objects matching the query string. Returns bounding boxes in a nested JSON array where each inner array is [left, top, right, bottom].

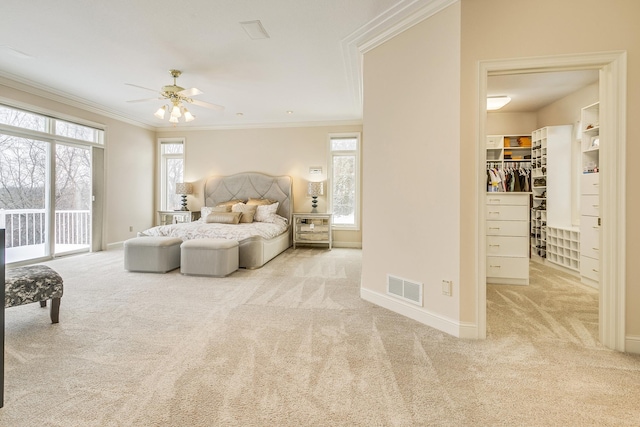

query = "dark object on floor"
[[5, 265, 63, 323]]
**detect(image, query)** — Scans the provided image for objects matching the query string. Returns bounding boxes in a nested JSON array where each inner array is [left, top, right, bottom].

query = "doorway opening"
[[476, 52, 627, 351]]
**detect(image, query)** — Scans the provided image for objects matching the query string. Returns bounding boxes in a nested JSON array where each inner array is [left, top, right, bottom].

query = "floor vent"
[[387, 274, 423, 306]]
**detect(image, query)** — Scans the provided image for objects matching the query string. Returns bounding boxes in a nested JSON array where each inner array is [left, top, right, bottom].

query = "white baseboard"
[[333, 241, 362, 249], [625, 335, 640, 354], [360, 287, 477, 338], [106, 241, 124, 250]]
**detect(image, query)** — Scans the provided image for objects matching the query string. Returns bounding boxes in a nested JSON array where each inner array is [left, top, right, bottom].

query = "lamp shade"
[[307, 181, 324, 197], [175, 182, 193, 195]]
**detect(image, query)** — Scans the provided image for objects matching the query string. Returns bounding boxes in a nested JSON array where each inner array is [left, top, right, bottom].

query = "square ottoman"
[[180, 238, 239, 277], [124, 236, 182, 273]]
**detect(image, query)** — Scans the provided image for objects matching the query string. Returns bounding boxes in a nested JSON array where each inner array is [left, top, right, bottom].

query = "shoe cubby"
[[546, 226, 580, 272]]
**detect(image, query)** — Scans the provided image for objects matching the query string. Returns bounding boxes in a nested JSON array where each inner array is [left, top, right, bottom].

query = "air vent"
[[387, 274, 423, 306], [240, 20, 270, 40]]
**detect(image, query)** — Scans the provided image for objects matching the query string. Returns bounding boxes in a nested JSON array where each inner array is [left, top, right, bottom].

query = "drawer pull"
[[592, 268, 599, 273], [488, 198, 500, 202], [489, 265, 501, 268], [488, 227, 500, 230], [593, 183, 599, 186], [489, 244, 500, 247], [592, 204, 599, 208], [593, 226, 599, 229], [592, 247, 599, 251], [488, 211, 499, 215]]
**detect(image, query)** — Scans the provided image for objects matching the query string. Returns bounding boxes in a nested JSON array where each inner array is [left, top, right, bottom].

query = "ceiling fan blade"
[[125, 83, 160, 93], [189, 99, 225, 112], [126, 97, 163, 103], [178, 87, 203, 97]]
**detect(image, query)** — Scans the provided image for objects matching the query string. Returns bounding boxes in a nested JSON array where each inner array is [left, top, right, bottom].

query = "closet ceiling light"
[[487, 96, 511, 111]]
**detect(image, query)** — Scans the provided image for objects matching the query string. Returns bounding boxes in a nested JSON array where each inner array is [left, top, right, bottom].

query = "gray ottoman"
[[180, 238, 239, 277], [124, 236, 182, 273]]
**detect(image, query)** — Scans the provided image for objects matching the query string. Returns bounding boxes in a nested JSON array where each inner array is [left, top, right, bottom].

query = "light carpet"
[[0, 248, 639, 426]]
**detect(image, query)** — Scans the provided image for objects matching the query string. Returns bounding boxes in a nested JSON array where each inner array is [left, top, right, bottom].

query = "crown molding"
[[0, 72, 156, 131], [341, 0, 458, 113], [155, 119, 363, 132]]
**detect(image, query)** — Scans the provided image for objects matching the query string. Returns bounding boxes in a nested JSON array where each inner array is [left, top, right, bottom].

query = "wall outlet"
[[129, 226, 133, 232], [442, 280, 452, 296]]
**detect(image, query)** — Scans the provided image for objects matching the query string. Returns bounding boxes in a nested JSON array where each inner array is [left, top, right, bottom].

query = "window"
[[328, 133, 360, 230], [159, 138, 185, 211], [0, 104, 103, 263]]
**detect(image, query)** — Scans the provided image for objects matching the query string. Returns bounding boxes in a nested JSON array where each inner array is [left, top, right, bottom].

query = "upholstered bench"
[[124, 236, 182, 273], [180, 238, 239, 277], [5, 265, 64, 323]]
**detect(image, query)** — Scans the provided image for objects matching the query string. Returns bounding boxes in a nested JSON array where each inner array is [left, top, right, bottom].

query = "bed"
[[141, 172, 293, 269]]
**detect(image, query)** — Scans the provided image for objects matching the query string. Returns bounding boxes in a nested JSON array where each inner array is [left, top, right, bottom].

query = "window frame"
[[158, 137, 186, 211], [327, 132, 361, 231]]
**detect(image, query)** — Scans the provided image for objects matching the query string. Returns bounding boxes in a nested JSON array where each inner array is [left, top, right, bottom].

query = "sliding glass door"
[[54, 143, 91, 256], [0, 136, 49, 263]]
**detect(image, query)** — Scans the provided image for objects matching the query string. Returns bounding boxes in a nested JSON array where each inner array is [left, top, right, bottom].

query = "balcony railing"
[[0, 209, 91, 249]]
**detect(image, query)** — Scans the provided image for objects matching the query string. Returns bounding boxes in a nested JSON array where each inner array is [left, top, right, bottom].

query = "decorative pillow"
[[205, 212, 242, 224], [211, 205, 232, 213], [254, 201, 279, 222], [246, 198, 276, 206], [217, 199, 244, 207], [201, 206, 214, 218], [231, 203, 258, 223]]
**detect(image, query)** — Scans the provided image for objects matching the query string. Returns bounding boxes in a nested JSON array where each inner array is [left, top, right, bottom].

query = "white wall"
[[361, 3, 462, 333], [156, 125, 363, 247]]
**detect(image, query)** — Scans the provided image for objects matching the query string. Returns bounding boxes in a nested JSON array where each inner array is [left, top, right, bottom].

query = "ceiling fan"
[[126, 69, 224, 123]]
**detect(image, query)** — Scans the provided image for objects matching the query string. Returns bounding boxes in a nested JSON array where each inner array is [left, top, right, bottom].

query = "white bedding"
[[141, 218, 288, 242]]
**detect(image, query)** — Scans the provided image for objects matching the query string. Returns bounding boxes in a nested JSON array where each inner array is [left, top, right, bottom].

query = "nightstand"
[[157, 210, 201, 226], [292, 213, 332, 249]]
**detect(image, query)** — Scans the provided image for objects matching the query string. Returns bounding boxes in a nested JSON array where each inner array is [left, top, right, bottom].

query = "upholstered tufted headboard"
[[204, 172, 293, 223]]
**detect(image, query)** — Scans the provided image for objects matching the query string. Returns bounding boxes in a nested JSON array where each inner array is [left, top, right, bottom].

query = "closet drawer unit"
[[486, 220, 528, 237], [486, 205, 529, 221], [486, 236, 529, 257], [580, 216, 600, 260], [580, 255, 599, 282], [486, 194, 529, 206], [581, 194, 600, 217], [486, 257, 529, 279], [581, 173, 600, 195]]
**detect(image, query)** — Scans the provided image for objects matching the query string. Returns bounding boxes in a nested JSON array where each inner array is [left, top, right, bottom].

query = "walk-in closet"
[[485, 70, 600, 291]]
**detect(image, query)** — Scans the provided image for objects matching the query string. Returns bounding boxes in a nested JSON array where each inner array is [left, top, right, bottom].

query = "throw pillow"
[[205, 212, 242, 224], [231, 203, 258, 223], [246, 198, 276, 206], [254, 201, 279, 222]]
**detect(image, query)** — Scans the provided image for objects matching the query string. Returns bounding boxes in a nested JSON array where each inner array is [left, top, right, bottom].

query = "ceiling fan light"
[[171, 104, 182, 118], [169, 115, 179, 124], [487, 96, 512, 111], [183, 108, 195, 122], [154, 105, 167, 119]]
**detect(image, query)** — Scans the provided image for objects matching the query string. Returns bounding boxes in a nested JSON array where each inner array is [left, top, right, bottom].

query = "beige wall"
[[0, 84, 156, 246], [362, 3, 461, 325], [156, 125, 363, 247], [460, 0, 640, 337], [486, 112, 537, 136]]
